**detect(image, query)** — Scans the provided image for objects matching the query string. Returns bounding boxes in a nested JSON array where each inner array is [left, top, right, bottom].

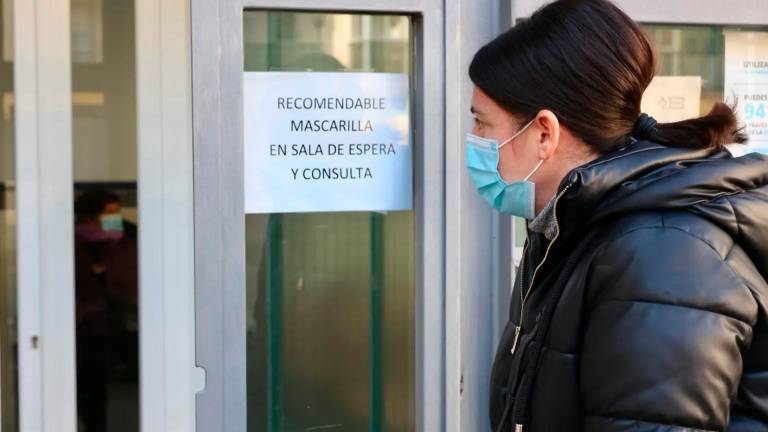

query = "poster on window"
[[641, 76, 702, 123], [243, 72, 412, 214], [724, 31, 768, 154]]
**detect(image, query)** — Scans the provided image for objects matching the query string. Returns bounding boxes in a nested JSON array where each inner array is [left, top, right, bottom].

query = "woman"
[[466, 1, 768, 430]]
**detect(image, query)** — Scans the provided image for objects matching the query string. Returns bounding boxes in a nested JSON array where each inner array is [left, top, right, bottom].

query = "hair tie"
[[633, 113, 658, 140]]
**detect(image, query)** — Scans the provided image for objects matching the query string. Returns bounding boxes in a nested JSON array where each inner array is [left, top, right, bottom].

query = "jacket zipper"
[[509, 182, 573, 354], [509, 242, 529, 354], [510, 145, 662, 355], [507, 145, 663, 430], [509, 182, 573, 431]]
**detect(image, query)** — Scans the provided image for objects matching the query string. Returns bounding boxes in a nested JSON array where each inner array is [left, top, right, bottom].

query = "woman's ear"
[[534, 110, 560, 161]]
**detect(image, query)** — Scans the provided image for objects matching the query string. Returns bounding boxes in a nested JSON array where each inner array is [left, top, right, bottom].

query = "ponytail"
[[637, 103, 748, 151]]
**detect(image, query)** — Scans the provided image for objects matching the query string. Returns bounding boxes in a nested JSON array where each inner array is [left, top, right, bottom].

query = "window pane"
[[0, 0, 18, 430], [244, 11, 415, 432], [643, 24, 768, 153], [72, 1, 138, 431], [643, 25, 725, 117]]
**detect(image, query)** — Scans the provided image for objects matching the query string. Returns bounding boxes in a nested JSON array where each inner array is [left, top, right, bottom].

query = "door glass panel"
[[243, 11, 416, 431], [642, 25, 768, 153], [71, 1, 138, 431], [0, 1, 18, 430]]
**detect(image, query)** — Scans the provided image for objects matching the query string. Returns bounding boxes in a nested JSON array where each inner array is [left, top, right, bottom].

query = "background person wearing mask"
[[465, 0, 768, 430], [74, 189, 138, 431]]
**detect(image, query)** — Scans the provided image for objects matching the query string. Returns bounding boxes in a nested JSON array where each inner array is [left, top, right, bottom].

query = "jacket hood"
[[558, 140, 768, 281]]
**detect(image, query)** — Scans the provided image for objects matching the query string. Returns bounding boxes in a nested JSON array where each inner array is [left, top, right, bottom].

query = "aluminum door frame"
[[443, 0, 517, 430], [136, 0, 200, 431], [15, 2, 200, 431], [190, 0, 446, 430], [14, 0, 76, 431]]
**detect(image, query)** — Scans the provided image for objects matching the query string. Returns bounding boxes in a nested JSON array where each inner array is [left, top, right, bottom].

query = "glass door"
[[70, 1, 140, 430], [0, 1, 18, 429], [192, 1, 445, 431], [9, 1, 197, 430], [242, 11, 416, 431], [640, 24, 768, 154]]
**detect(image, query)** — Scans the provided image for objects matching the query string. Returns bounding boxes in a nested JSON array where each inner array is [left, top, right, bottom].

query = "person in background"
[[74, 190, 116, 431], [74, 189, 138, 431], [103, 193, 139, 380], [465, 0, 768, 430]]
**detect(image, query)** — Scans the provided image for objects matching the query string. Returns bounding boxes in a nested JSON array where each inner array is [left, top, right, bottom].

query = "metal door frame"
[[14, 1, 200, 430], [136, 0, 200, 431], [14, 0, 76, 430], [443, 1, 514, 430], [190, 0, 445, 430]]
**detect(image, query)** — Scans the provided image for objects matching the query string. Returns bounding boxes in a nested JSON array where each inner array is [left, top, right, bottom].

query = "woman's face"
[[470, 87, 543, 183]]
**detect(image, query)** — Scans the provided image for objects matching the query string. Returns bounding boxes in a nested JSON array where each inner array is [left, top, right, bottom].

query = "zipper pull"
[[515, 424, 524, 432], [510, 325, 521, 354]]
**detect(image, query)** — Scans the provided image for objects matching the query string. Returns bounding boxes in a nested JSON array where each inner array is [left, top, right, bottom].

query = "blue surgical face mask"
[[100, 213, 124, 233], [465, 119, 544, 219]]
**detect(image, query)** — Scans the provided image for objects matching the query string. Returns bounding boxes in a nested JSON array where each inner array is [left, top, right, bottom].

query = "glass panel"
[[0, 0, 18, 430], [243, 11, 416, 432], [513, 217, 526, 267], [643, 24, 768, 153], [643, 25, 726, 117], [71, 1, 138, 431]]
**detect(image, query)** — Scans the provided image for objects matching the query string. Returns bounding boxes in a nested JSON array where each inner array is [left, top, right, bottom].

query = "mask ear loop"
[[498, 118, 536, 149], [523, 159, 545, 181], [496, 117, 542, 182]]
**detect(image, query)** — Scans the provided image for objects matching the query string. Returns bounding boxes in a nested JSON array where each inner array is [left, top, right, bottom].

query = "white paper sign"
[[640, 76, 702, 123], [725, 31, 768, 153], [243, 72, 412, 214]]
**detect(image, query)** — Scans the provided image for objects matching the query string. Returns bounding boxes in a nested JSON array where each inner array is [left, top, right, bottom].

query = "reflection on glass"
[[244, 11, 415, 431], [72, 1, 138, 431], [642, 25, 768, 151], [0, 1, 18, 431], [643, 25, 726, 116]]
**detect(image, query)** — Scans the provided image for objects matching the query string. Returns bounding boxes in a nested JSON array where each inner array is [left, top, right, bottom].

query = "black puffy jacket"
[[490, 140, 768, 431]]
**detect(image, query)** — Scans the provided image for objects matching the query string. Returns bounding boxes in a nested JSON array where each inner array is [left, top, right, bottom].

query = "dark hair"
[[74, 190, 120, 223], [469, 0, 746, 153]]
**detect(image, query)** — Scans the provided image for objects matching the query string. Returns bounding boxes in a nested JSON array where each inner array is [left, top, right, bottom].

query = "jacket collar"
[[554, 139, 768, 281]]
